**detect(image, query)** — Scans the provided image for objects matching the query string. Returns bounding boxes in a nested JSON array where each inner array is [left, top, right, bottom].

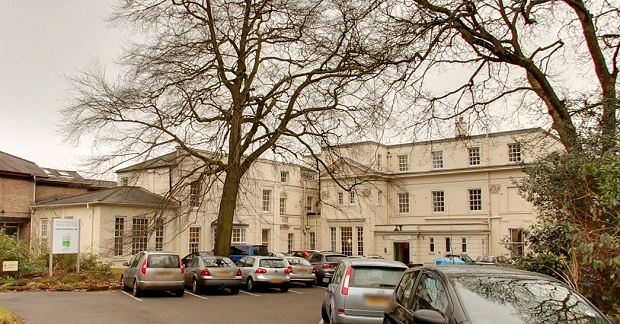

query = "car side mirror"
[[122, 262, 129, 267], [412, 309, 446, 324]]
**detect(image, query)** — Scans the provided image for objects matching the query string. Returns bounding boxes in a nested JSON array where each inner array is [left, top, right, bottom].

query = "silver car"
[[120, 251, 185, 297], [183, 255, 242, 294], [236, 256, 291, 292], [285, 256, 316, 287], [321, 258, 407, 324]]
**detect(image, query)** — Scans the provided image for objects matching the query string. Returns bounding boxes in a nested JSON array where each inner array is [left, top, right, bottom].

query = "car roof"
[[143, 251, 178, 255], [345, 258, 407, 268], [409, 265, 557, 281]]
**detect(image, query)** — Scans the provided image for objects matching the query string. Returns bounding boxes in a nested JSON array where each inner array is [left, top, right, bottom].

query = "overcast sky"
[[0, 0, 123, 175]]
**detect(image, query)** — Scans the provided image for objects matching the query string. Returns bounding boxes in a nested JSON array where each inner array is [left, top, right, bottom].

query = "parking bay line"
[[288, 289, 303, 294], [121, 291, 143, 302], [185, 291, 209, 300], [240, 290, 261, 297]]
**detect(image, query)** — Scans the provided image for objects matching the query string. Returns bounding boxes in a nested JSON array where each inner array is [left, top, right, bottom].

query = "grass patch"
[[1, 270, 117, 292], [0, 307, 20, 324]]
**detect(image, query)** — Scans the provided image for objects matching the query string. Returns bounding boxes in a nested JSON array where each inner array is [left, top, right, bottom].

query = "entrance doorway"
[[393, 242, 410, 264]]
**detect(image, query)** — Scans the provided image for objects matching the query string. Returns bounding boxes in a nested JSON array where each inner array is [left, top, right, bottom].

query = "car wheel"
[[230, 287, 240, 295], [192, 278, 203, 294], [280, 283, 289, 292], [321, 303, 330, 323], [247, 277, 255, 292], [175, 289, 185, 297], [132, 280, 142, 297], [120, 275, 127, 291]]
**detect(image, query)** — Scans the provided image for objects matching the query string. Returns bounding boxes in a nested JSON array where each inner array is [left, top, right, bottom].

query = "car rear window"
[[287, 257, 311, 266], [203, 258, 233, 267], [259, 259, 287, 268], [147, 254, 180, 268], [326, 255, 346, 262], [350, 267, 405, 288]]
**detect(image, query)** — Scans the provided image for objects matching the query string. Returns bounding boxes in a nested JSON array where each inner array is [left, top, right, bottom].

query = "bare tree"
[[63, 0, 403, 256], [388, 0, 618, 152]]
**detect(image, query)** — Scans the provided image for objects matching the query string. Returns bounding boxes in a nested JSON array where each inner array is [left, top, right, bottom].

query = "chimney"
[[455, 117, 467, 138]]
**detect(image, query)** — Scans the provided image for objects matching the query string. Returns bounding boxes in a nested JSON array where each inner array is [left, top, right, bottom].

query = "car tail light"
[[200, 268, 211, 276], [341, 266, 352, 295], [140, 258, 147, 275], [255, 267, 267, 274], [236, 269, 242, 277], [321, 263, 330, 269], [287, 265, 293, 272], [180, 258, 185, 275], [284, 268, 291, 275]]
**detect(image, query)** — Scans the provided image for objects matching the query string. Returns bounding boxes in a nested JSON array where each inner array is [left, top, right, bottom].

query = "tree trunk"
[[213, 166, 241, 257]]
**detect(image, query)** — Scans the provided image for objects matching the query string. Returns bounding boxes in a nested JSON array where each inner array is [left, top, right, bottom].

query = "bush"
[[0, 230, 44, 278], [0, 307, 19, 324]]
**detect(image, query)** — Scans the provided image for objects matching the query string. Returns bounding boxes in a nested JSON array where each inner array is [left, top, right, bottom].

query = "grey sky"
[[0, 0, 122, 175]]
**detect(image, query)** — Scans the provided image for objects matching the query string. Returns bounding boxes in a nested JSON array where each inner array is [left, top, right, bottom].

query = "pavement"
[[0, 285, 326, 324]]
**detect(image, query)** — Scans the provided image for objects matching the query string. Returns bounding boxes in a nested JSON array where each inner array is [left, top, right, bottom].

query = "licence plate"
[[364, 296, 390, 306], [271, 279, 283, 284], [215, 271, 232, 277], [322, 277, 330, 283], [297, 269, 308, 273], [157, 271, 172, 278]]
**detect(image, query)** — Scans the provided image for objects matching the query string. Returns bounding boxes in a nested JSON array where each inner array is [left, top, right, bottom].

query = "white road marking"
[[121, 291, 142, 302], [289, 289, 303, 294], [185, 290, 208, 300], [240, 290, 261, 297]]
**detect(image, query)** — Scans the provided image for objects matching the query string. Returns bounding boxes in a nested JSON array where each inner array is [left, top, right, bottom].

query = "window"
[[432, 191, 445, 212], [306, 196, 313, 211], [309, 232, 316, 250], [432, 151, 443, 169], [349, 191, 356, 204], [429, 238, 435, 252], [341, 227, 353, 256], [114, 217, 124, 256], [445, 237, 451, 252], [261, 229, 270, 248], [337, 192, 344, 205], [330, 227, 337, 251], [508, 143, 522, 163], [280, 171, 289, 183], [509, 228, 524, 257], [190, 180, 200, 208], [356, 227, 364, 256], [121, 177, 129, 186], [461, 237, 467, 253], [282, 216, 288, 224], [468, 147, 480, 166], [398, 192, 410, 213], [189, 227, 200, 253], [469, 189, 482, 211], [155, 219, 164, 251], [398, 155, 409, 172], [411, 273, 449, 315], [40, 218, 48, 244], [395, 271, 417, 306], [262, 189, 271, 212], [377, 190, 383, 206], [279, 197, 286, 214], [131, 218, 148, 254], [232, 228, 246, 243], [288, 233, 294, 252]]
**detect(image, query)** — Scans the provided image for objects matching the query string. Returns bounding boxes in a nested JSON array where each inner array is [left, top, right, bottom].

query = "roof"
[[116, 152, 177, 173], [33, 186, 178, 208], [0, 151, 48, 177], [412, 265, 556, 281]]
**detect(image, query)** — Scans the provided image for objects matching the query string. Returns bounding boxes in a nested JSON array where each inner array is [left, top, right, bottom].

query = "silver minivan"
[[236, 256, 291, 292], [120, 251, 185, 297], [321, 258, 407, 324]]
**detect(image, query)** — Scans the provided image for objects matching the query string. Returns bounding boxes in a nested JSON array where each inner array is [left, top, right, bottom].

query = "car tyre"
[[192, 278, 202, 294], [120, 275, 128, 291], [247, 277, 255, 292], [132, 280, 142, 297], [280, 283, 289, 292], [175, 289, 185, 297], [321, 303, 330, 323], [230, 287, 240, 295]]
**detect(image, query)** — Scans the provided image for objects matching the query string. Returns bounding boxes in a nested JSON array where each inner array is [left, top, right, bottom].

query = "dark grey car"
[[308, 252, 347, 285], [384, 265, 612, 324], [183, 255, 242, 294], [120, 251, 185, 297]]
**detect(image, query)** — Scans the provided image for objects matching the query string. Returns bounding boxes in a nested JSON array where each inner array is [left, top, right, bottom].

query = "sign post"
[[49, 219, 81, 277]]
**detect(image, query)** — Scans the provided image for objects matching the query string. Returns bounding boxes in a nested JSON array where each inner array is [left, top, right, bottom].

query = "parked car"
[[475, 255, 508, 266], [183, 255, 242, 294], [181, 251, 214, 266], [435, 253, 475, 265], [384, 265, 613, 324], [120, 251, 185, 297], [321, 258, 408, 324], [287, 250, 318, 258], [308, 251, 347, 285], [229, 244, 270, 263], [285, 256, 316, 287], [269, 252, 287, 257], [236, 256, 291, 292]]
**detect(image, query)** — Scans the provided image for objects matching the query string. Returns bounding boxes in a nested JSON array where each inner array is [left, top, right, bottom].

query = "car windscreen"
[[287, 257, 311, 266], [259, 259, 287, 268], [349, 266, 405, 288], [253, 245, 270, 256], [202, 257, 234, 268], [147, 254, 180, 268], [326, 255, 346, 262], [452, 276, 608, 324], [230, 245, 249, 255]]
